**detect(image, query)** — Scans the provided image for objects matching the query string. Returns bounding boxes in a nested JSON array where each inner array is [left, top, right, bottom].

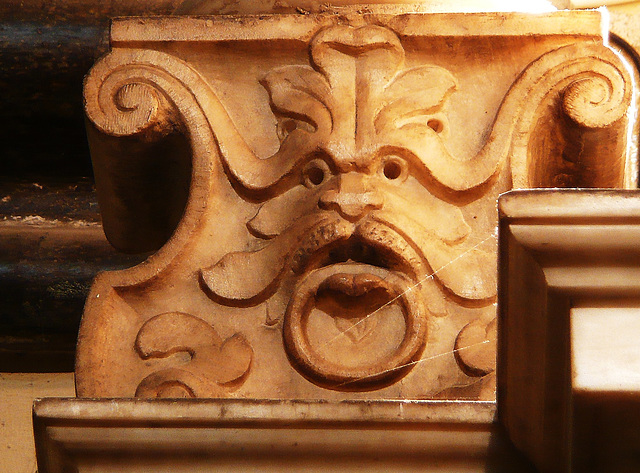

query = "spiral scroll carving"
[[562, 70, 628, 129], [134, 312, 253, 399], [506, 42, 634, 188], [83, 48, 242, 143], [85, 62, 180, 138], [81, 48, 245, 256]]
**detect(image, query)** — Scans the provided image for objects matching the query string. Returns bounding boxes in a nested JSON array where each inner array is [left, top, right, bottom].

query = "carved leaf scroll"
[[134, 312, 252, 398], [376, 66, 457, 134], [261, 66, 332, 141], [455, 314, 497, 378]]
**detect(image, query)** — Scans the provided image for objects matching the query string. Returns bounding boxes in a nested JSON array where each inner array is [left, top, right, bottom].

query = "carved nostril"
[[383, 160, 403, 180], [319, 173, 383, 220], [427, 118, 444, 133], [303, 159, 329, 188], [379, 155, 408, 182], [306, 166, 325, 186]]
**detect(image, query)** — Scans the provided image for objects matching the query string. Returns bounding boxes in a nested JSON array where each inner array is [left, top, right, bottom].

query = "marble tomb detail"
[[76, 10, 637, 400]]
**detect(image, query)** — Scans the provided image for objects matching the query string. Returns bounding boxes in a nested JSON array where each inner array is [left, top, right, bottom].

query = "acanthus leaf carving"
[[375, 65, 458, 134], [261, 66, 333, 140]]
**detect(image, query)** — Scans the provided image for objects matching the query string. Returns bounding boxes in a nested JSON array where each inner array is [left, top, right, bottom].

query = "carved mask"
[[201, 26, 497, 389]]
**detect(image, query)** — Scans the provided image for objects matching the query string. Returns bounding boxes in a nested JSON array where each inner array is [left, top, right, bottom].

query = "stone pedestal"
[[32, 3, 640, 472], [499, 190, 640, 473]]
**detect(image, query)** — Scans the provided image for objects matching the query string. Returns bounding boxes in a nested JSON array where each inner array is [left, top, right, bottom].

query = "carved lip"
[[291, 217, 426, 280], [316, 271, 395, 298], [283, 263, 427, 390]]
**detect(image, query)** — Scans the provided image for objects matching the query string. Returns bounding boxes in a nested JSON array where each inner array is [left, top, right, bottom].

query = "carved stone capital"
[[77, 9, 637, 400]]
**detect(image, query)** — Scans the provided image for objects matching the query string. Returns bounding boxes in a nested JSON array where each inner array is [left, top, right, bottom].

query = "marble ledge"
[[499, 189, 640, 473], [111, 10, 604, 43], [33, 398, 536, 473]]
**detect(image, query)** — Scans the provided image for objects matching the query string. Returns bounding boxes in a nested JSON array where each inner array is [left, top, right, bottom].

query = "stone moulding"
[[77, 9, 636, 401], [499, 189, 640, 473], [33, 398, 541, 473]]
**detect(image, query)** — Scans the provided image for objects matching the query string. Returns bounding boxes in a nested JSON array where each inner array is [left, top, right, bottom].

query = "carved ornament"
[[77, 10, 636, 399]]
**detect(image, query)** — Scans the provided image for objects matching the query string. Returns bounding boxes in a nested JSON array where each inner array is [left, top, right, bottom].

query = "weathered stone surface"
[[33, 398, 541, 473], [76, 9, 636, 400]]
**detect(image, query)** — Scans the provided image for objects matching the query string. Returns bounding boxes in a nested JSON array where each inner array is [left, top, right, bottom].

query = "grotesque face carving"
[[200, 25, 497, 390], [79, 12, 634, 399]]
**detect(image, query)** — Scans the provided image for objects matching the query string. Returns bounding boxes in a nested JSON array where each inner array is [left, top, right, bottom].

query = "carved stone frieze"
[[77, 10, 637, 399]]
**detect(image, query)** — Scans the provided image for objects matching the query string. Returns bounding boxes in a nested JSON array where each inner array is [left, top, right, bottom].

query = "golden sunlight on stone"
[[77, 8, 635, 403], [174, 0, 559, 14]]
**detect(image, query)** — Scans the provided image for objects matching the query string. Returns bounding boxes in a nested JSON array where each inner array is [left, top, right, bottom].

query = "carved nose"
[[319, 172, 383, 220]]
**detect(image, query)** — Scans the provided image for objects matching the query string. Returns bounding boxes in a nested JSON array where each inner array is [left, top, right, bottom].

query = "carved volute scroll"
[[76, 10, 637, 400]]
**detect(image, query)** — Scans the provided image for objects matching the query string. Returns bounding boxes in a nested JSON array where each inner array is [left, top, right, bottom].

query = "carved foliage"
[[134, 312, 252, 398]]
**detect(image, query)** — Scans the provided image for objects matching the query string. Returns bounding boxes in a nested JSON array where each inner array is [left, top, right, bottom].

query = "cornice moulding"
[[499, 189, 640, 473], [33, 398, 539, 473], [110, 11, 605, 44]]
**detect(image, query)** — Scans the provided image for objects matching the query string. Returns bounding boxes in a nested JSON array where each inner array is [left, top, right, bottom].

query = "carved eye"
[[380, 155, 408, 182], [277, 119, 315, 141], [427, 118, 444, 133], [303, 159, 329, 187]]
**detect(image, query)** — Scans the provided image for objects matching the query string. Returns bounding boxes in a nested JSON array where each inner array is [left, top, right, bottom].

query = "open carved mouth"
[[292, 219, 425, 281], [283, 259, 427, 390], [203, 213, 431, 390], [313, 236, 400, 273]]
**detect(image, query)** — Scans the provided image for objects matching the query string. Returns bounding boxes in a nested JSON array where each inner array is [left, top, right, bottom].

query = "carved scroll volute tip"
[[84, 51, 178, 139], [454, 316, 497, 378], [508, 42, 635, 189], [562, 72, 632, 129]]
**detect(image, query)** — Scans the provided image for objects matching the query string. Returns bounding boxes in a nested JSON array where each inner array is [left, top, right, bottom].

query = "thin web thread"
[[324, 232, 498, 347], [333, 337, 496, 388]]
